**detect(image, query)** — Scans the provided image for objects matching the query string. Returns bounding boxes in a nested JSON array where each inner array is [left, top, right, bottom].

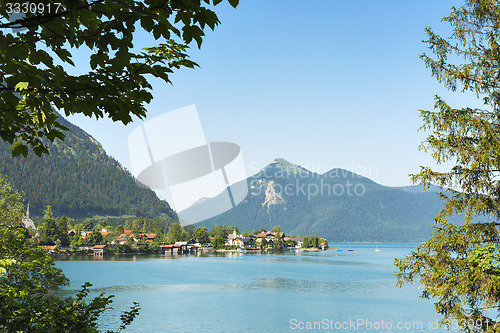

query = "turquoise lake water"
[[55, 244, 450, 332]]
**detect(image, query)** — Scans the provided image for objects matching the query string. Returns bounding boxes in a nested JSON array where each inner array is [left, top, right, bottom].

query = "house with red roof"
[[43, 245, 58, 253], [146, 234, 157, 242], [253, 231, 285, 241]]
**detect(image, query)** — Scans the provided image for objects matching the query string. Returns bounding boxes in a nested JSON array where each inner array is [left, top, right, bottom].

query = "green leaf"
[[10, 142, 29, 157], [227, 0, 239, 8], [53, 48, 74, 66], [14, 82, 29, 91], [0, 0, 233, 156], [141, 17, 155, 32], [34, 50, 54, 67], [0, 258, 16, 275]]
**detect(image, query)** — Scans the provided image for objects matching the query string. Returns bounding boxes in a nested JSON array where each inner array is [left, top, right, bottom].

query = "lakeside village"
[[28, 207, 329, 256]]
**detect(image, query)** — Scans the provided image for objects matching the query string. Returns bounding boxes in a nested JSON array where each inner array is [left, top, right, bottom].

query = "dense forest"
[[0, 115, 178, 220]]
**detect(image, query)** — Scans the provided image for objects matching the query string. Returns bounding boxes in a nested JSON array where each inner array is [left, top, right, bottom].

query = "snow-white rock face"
[[262, 180, 284, 209]]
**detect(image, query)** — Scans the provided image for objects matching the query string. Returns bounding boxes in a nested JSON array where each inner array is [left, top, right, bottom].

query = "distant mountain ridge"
[[394, 184, 441, 193], [184, 158, 444, 242], [0, 115, 178, 220]]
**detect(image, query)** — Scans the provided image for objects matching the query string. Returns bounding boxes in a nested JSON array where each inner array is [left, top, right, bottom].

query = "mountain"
[[0, 115, 177, 220], [184, 158, 445, 242]]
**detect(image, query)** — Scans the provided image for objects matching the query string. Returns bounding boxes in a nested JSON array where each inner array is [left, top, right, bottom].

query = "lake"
[[55, 243, 449, 332]]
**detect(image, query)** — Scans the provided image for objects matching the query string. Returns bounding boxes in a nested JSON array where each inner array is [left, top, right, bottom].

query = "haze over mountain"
[[184, 158, 445, 242], [0, 115, 177, 220]]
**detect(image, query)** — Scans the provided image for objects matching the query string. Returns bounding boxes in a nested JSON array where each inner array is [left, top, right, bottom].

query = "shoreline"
[[50, 246, 327, 256]]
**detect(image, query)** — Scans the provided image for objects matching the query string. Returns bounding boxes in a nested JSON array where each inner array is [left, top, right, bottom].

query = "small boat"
[[337, 249, 342, 252], [375, 244, 380, 252], [240, 249, 246, 253], [347, 244, 353, 252]]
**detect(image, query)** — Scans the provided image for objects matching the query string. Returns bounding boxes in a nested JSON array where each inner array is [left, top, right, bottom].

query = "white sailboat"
[[375, 243, 380, 252]]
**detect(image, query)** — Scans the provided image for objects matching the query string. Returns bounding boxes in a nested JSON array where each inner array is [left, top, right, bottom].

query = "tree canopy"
[[0, 0, 238, 157], [395, 1, 500, 331], [166, 222, 188, 243], [192, 226, 210, 244], [0, 175, 141, 331]]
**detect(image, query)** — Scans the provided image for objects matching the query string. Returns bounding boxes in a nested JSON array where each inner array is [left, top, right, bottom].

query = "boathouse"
[[160, 242, 198, 255], [93, 244, 108, 256]]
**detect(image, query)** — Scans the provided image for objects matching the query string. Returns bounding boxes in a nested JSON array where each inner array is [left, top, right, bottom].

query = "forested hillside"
[[0, 115, 177, 220], [187, 159, 444, 242]]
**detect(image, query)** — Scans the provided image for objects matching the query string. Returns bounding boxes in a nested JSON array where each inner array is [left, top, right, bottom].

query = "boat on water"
[[348, 244, 353, 252], [375, 244, 381, 252]]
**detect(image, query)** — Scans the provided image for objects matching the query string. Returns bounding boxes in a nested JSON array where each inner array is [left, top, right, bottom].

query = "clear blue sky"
[[65, 0, 477, 187]]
